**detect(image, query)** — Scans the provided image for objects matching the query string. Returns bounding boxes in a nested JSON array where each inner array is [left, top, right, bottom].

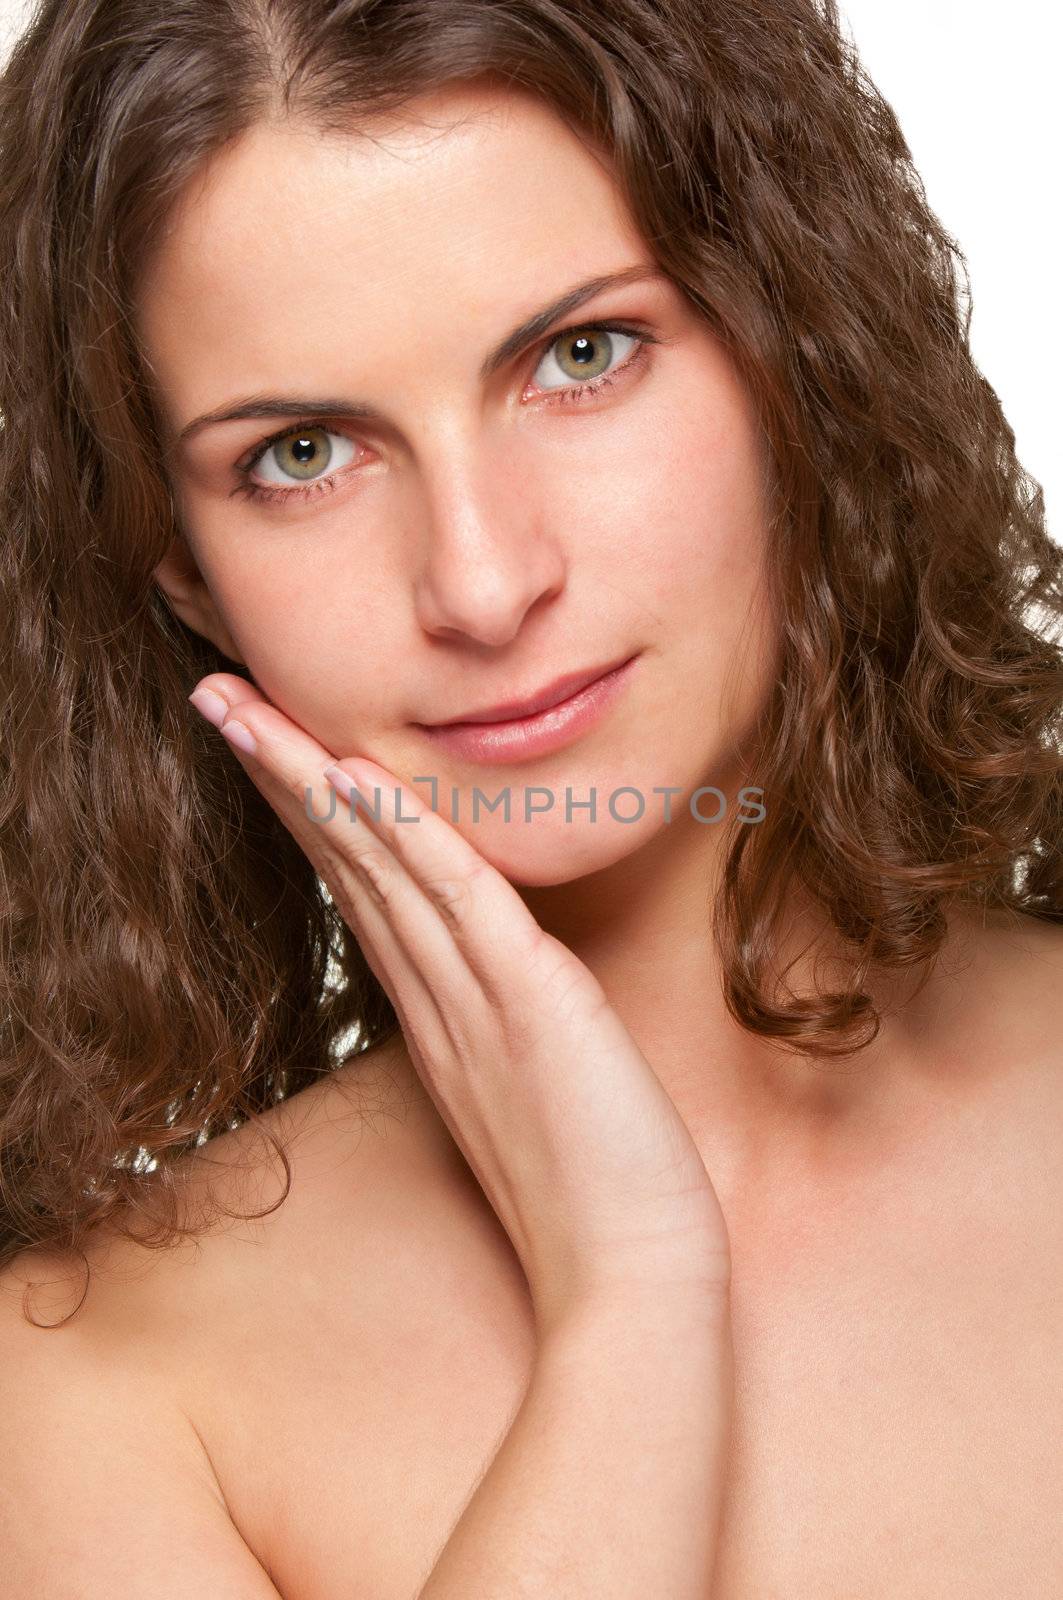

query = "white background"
[[1, 0, 1059, 542]]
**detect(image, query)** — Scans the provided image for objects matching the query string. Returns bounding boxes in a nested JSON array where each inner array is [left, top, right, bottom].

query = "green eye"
[[248, 425, 358, 489], [270, 427, 333, 480], [534, 326, 641, 393]]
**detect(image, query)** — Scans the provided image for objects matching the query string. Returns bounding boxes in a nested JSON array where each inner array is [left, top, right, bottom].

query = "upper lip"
[[420, 653, 636, 726]]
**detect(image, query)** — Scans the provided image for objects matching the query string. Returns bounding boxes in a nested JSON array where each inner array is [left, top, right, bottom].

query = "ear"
[[152, 534, 247, 665]]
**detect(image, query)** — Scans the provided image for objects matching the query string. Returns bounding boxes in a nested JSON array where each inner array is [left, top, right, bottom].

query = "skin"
[[142, 82, 1047, 1213], [2, 81, 1060, 1598]]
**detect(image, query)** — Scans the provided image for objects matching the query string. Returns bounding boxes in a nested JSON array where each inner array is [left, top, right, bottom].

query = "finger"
[[187, 678, 380, 899], [323, 756, 578, 1005], [189, 682, 533, 981], [324, 760, 615, 1080], [188, 676, 301, 826], [192, 684, 579, 1044], [195, 695, 493, 1062], [187, 678, 448, 1055]]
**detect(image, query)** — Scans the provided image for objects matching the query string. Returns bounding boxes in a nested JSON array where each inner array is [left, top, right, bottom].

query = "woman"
[[1, 0, 1060, 1593]]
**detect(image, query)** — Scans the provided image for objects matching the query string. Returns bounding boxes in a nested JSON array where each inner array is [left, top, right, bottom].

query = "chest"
[[199, 1166, 1063, 1600]]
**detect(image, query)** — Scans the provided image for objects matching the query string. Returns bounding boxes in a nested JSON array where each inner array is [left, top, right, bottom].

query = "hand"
[[187, 675, 732, 1331]]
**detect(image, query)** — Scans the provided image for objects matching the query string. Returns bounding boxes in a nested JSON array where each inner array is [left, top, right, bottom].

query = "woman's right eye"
[[239, 425, 360, 494]]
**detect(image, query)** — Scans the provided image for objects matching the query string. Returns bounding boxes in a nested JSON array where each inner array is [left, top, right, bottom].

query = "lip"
[[415, 653, 640, 765], [422, 654, 636, 726]]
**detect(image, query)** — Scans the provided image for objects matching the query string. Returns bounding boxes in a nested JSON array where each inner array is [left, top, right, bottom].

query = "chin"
[[456, 813, 660, 888]]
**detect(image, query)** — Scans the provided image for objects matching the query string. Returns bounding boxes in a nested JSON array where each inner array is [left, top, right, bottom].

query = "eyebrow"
[[172, 263, 666, 450]]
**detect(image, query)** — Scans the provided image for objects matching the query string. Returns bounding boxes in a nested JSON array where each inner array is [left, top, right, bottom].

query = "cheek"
[[200, 540, 401, 734], [585, 381, 771, 627], [605, 383, 777, 754]]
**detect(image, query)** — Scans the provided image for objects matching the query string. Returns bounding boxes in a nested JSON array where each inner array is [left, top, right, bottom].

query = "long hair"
[[2, 0, 1060, 1278]]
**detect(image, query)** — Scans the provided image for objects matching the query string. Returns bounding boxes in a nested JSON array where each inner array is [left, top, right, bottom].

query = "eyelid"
[[524, 317, 660, 391], [232, 315, 663, 500], [236, 418, 333, 473], [239, 317, 661, 458]]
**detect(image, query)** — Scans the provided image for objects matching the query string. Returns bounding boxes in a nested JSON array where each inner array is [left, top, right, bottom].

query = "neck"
[[516, 810, 974, 1201]]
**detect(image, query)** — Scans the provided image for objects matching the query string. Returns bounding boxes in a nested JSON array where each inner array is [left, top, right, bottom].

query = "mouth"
[[418, 653, 638, 729], [413, 653, 641, 766]]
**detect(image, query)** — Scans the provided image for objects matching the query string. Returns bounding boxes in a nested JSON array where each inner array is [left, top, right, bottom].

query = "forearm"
[[416, 1291, 733, 1599]]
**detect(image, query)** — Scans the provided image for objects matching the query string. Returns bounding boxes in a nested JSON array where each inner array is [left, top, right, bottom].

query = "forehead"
[[136, 85, 649, 427]]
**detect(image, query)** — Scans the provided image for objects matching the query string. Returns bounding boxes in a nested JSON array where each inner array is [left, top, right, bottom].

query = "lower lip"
[[416, 655, 640, 764]]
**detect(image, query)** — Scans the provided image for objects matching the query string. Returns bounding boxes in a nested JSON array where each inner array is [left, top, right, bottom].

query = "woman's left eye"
[[233, 321, 656, 506], [529, 324, 649, 404]]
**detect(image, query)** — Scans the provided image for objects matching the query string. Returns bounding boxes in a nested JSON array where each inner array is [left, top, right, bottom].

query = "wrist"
[[535, 1277, 732, 1355]]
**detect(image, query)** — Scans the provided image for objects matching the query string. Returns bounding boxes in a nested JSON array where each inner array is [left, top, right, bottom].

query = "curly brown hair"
[[1, 0, 1060, 1287]]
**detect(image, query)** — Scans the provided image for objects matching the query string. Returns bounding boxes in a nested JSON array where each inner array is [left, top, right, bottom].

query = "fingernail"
[[220, 719, 257, 755], [323, 763, 355, 800], [188, 687, 229, 728]]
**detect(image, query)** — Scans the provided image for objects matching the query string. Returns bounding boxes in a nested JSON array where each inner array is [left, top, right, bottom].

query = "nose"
[[412, 439, 566, 648]]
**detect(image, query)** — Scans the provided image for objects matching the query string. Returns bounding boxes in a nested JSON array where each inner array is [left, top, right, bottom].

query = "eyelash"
[[230, 320, 659, 507]]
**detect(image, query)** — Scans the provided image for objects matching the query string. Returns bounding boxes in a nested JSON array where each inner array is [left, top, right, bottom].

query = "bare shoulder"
[[0, 1030, 456, 1345], [937, 905, 1063, 1075], [0, 1033, 494, 1592], [976, 902, 1063, 981], [931, 907, 1063, 1219], [0, 1031, 488, 1457], [998, 910, 1063, 1071], [0, 1025, 507, 1489]]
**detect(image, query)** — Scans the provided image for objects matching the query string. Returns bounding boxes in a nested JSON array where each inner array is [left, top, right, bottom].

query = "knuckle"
[[535, 939, 602, 1018], [527, 926, 580, 983], [350, 847, 395, 909], [423, 874, 472, 930]]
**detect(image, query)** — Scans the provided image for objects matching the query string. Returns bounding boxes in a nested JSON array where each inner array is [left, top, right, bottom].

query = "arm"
[[416, 1288, 733, 1599], [188, 689, 738, 1595], [0, 1320, 283, 1600]]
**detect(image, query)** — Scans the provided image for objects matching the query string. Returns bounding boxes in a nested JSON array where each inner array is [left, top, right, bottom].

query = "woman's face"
[[140, 83, 778, 886]]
